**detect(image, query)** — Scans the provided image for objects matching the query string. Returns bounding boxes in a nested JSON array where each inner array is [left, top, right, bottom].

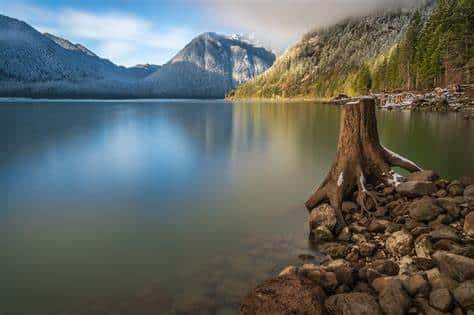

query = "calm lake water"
[[1, 99, 473, 315]]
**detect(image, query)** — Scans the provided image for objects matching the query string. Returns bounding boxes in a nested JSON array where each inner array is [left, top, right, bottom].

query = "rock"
[[401, 274, 429, 296], [407, 170, 439, 182], [461, 177, 474, 187], [429, 288, 452, 312], [324, 261, 354, 286], [465, 212, 474, 236], [429, 225, 460, 242], [436, 189, 448, 198], [426, 268, 458, 290], [337, 226, 352, 242], [378, 278, 411, 315], [310, 203, 337, 231], [319, 242, 349, 259], [432, 251, 474, 282], [386, 230, 413, 256], [368, 219, 390, 233], [360, 242, 376, 257], [465, 185, 474, 200], [313, 226, 334, 242], [448, 180, 464, 196], [383, 186, 395, 195], [416, 298, 446, 315], [239, 275, 326, 315], [300, 265, 338, 291], [409, 197, 442, 222], [411, 226, 432, 237], [412, 257, 435, 271], [415, 234, 433, 258], [279, 266, 298, 277], [452, 280, 474, 310], [397, 181, 436, 197], [437, 197, 461, 218], [325, 292, 383, 315]]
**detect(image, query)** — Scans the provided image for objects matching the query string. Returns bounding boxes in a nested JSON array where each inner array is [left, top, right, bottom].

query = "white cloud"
[[0, 2, 195, 66]]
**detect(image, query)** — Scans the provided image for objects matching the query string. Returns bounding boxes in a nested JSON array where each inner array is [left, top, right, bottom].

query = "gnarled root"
[[305, 97, 423, 232]]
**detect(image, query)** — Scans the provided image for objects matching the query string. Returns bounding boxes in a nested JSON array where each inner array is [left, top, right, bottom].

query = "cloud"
[[0, 2, 195, 66], [203, 0, 424, 51]]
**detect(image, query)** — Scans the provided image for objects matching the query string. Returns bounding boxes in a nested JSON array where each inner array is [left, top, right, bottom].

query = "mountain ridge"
[[0, 16, 275, 98]]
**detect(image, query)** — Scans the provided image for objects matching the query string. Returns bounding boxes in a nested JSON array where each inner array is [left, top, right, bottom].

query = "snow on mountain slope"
[[145, 32, 276, 98]]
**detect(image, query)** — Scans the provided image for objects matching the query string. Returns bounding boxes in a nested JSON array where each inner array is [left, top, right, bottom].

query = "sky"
[[0, 0, 421, 67]]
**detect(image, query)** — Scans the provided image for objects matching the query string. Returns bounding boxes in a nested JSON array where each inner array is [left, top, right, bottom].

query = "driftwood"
[[305, 97, 422, 231]]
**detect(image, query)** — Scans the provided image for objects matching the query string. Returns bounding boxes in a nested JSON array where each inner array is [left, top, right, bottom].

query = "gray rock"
[[325, 292, 383, 315], [386, 230, 413, 256], [397, 181, 436, 197], [465, 185, 474, 200], [310, 203, 337, 231], [409, 197, 442, 222], [452, 280, 474, 310], [465, 212, 474, 237], [448, 180, 464, 196], [401, 274, 429, 296], [432, 251, 474, 282], [368, 219, 390, 233], [378, 278, 411, 315], [425, 268, 459, 290], [429, 225, 460, 242], [429, 288, 452, 312], [407, 170, 439, 182]]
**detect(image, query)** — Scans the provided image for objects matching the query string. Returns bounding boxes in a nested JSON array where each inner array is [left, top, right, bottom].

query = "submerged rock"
[[239, 275, 326, 315]]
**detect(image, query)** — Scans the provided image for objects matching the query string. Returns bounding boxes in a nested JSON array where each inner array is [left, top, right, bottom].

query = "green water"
[[0, 100, 473, 314]]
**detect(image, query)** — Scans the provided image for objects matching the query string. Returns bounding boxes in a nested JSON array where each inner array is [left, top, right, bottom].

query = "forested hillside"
[[230, 0, 473, 99]]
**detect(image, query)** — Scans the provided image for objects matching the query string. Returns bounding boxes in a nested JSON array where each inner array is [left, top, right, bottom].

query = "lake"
[[1, 99, 473, 315]]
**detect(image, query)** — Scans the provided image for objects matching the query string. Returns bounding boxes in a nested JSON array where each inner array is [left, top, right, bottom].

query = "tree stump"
[[305, 97, 422, 230]]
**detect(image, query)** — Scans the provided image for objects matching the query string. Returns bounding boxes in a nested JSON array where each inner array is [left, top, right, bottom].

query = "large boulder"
[[239, 275, 326, 315], [465, 212, 474, 237], [409, 197, 442, 222], [386, 230, 413, 256], [325, 292, 382, 315], [429, 288, 453, 312], [452, 280, 474, 310], [407, 170, 439, 182], [465, 185, 474, 200], [310, 203, 337, 232], [397, 181, 436, 197], [432, 251, 474, 282], [377, 278, 411, 315], [429, 225, 460, 242]]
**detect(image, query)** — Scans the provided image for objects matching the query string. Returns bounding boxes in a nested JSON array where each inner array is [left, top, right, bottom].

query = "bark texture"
[[305, 97, 422, 229]]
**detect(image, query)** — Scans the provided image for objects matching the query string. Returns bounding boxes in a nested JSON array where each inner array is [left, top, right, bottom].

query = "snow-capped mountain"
[[145, 32, 276, 98], [0, 15, 275, 98]]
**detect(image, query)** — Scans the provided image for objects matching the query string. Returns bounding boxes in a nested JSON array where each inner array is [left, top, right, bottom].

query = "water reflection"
[[0, 100, 472, 315]]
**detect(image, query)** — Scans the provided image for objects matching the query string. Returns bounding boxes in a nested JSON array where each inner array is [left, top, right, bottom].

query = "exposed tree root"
[[305, 97, 422, 232]]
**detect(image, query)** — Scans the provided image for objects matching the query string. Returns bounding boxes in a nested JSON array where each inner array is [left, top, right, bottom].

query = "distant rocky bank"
[[240, 171, 474, 314], [330, 84, 474, 119]]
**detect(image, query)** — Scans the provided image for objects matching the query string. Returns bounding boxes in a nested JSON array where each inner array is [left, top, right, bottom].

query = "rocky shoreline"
[[240, 171, 474, 314], [331, 84, 474, 119]]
